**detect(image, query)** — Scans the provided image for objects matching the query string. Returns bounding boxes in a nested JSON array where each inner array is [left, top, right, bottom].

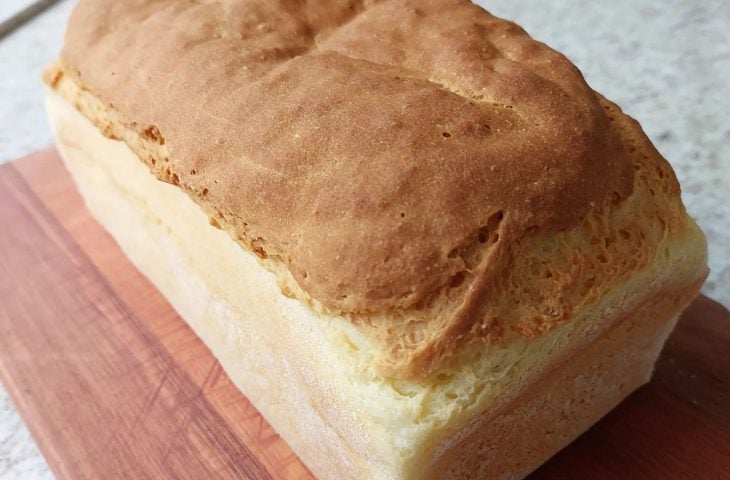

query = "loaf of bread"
[[45, 0, 708, 478]]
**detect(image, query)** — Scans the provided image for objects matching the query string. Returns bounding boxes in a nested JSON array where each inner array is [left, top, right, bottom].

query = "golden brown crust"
[[50, 0, 692, 378], [59, 0, 633, 311]]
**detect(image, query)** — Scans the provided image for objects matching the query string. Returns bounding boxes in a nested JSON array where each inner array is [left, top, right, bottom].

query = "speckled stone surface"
[[0, 0, 727, 478], [0, 388, 52, 480]]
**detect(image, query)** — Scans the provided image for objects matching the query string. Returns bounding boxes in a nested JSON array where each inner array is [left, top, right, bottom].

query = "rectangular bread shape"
[[46, 1, 708, 478]]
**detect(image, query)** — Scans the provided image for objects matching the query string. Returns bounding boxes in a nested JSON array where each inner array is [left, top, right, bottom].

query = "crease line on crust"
[[58, 0, 634, 317]]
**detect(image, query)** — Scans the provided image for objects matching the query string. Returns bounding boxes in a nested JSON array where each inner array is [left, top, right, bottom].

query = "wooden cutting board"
[[1, 149, 728, 480]]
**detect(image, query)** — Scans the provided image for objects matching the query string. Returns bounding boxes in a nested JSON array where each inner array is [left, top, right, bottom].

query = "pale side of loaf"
[[47, 88, 705, 479]]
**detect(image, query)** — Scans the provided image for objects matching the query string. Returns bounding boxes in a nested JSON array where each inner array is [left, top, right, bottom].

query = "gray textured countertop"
[[1, 0, 728, 478]]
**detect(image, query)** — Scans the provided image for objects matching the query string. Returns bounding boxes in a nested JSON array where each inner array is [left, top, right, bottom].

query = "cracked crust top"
[[49, 0, 693, 378]]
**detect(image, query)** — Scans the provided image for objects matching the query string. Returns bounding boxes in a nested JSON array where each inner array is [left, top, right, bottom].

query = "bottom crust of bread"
[[47, 90, 707, 479]]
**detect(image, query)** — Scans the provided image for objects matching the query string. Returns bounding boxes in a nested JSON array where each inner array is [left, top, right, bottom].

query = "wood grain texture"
[[0, 149, 728, 480]]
